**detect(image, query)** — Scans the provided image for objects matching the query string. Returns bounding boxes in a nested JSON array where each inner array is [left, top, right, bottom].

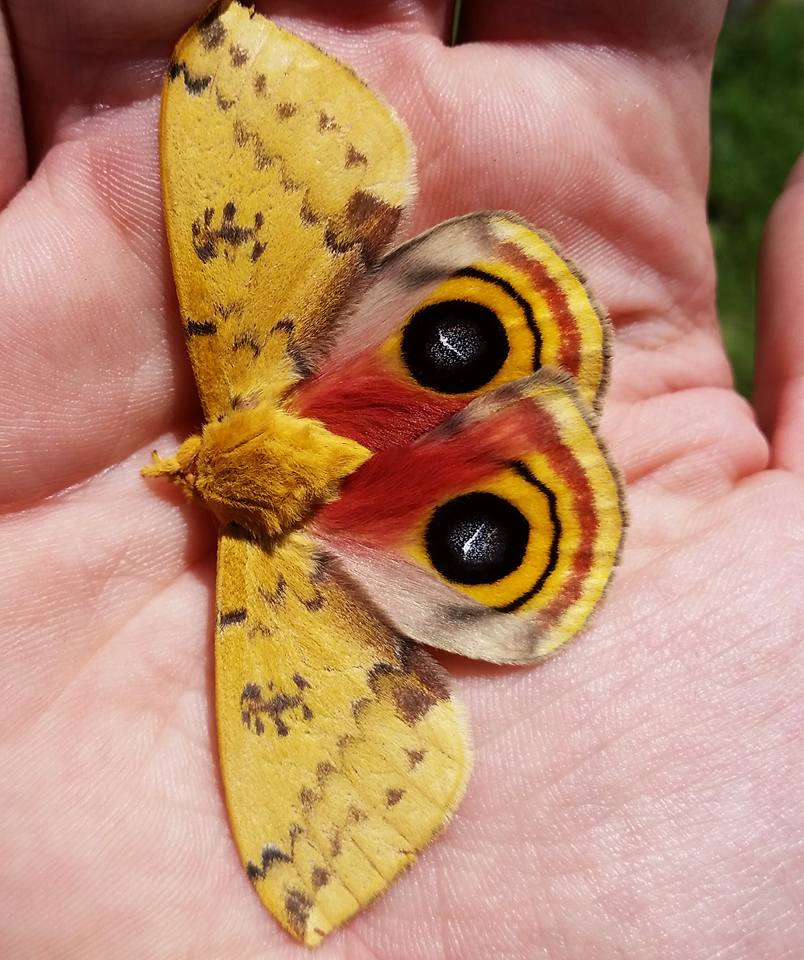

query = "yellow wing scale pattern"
[[216, 528, 468, 946], [162, 0, 413, 418], [156, 0, 623, 948]]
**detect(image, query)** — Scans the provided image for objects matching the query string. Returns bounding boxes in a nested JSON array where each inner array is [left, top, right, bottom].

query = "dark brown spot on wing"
[[232, 332, 261, 358], [186, 319, 217, 336], [400, 640, 451, 701], [219, 607, 246, 627], [285, 889, 312, 938], [273, 318, 294, 335], [199, 15, 226, 50], [233, 119, 280, 171], [406, 748, 425, 769], [300, 200, 321, 226], [318, 111, 338, 131], [392, 683, 438, 725], [345, 144, 368, 168], [302, 590, 324, 612], [259, 574, 286, 606], [311, 866, 330, 889], [198, 2, 224, 31], [386, 788, 405, 807], [299, 786, 318, 811], [247, 844, 292, 882], [229, 43, 248, 67], [254, 73, 266, 95], [316, 761, 334, 783], [276, 101, 298, 119], [216, 91, 234, 111], [347, 806, 367, 824], [168, 60, 211, 95], [345, 190, 401, 260], [240, 681, 311, 737]]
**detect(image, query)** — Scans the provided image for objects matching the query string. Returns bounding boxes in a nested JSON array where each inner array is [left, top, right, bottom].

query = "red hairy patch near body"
[[292, 352, 463, 451]]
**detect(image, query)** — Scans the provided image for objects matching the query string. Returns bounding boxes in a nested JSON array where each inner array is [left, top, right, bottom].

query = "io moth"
[[145, 0, 625, 947]]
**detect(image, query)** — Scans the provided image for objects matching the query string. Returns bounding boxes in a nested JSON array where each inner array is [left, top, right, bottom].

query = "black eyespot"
[[401, 300, 509, 394], [425, 492, 529, 585]]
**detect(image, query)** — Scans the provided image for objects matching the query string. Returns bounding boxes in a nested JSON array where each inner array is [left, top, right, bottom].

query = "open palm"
[[2, 1, 802, 957]]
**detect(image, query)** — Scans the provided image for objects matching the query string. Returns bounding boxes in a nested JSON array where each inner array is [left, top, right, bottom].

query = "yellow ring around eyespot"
[[379, 273, 538, 393], [405, 466, 570, 611]]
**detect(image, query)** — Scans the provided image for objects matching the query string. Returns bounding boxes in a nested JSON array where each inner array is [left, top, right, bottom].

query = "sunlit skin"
[[1, 1, 803, 957]]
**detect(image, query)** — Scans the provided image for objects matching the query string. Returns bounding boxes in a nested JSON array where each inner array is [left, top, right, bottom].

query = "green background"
[[452, 0, 804, 397], [711, 0, 804, 395]]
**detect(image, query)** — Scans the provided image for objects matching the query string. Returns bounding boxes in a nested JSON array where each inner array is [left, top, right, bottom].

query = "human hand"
[[1, 1, 802, 957]]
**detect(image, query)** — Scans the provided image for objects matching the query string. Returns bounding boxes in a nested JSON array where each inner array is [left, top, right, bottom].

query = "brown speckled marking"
[[233, 119, 280, 171], [229, 43, 248, 67], [276, 101, 298, 119], [168, 60, 211, 95], [386, 788, 405, 807], [186, 319, 217, 337], [199, 15, 226, 50], [253, 73, 266, 95], [246, 844, 291, 882], [299, 786, 318, 811], [321, 191, 400, 261], [259, 574, 287, 606], [300, 199, 320, 226], [318, 111, 338, 131], [232, 331, 261, 358], [280, 172, 301, 192], [329, 830, 342, 858], [345, 144, 368, 168], [303, 590, 325, 612], [219, 607, 246, 628], [216, 91, 234, 111], [285, 889, 312, 938], [316, 761, 335, 783], [215, 298, 246, 321], [347, 806, 367, 824], [367, 641, 449, 727], [346, 190, 401, 257], [293, 674, 311, 690], [311, 866, 330, 889], [350, 696, 371, 719], [286, 341, 314, 378], [192, 202, 264, 262], [406, 748, 425, 769], [240, 682, 310, 737], [272, 317, 294, 335], [393, 683, 438, 726], [247, 621, 272, 640]]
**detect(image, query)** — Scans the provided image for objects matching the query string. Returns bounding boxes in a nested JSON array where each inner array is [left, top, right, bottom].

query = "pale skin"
[[0, 0, 802, 956]]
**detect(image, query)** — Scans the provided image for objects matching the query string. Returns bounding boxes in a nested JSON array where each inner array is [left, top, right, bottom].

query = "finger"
[[754, 154, 804, 476], [268, 0, 456, 40], [0, 5, 26, 207], [0, 97, 197, 509], [457, 0, 726, 54], [6, 0, 455, 162]]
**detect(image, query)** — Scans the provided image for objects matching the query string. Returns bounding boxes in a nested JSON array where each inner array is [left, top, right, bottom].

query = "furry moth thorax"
[[144, 402, 370, 538]]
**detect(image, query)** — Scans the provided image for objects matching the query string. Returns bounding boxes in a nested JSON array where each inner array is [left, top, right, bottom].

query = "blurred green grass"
[[711, 0, 804, 394]]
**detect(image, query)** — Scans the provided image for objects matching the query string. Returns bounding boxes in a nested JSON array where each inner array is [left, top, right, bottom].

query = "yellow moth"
[[146, 0, 625, 946]]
